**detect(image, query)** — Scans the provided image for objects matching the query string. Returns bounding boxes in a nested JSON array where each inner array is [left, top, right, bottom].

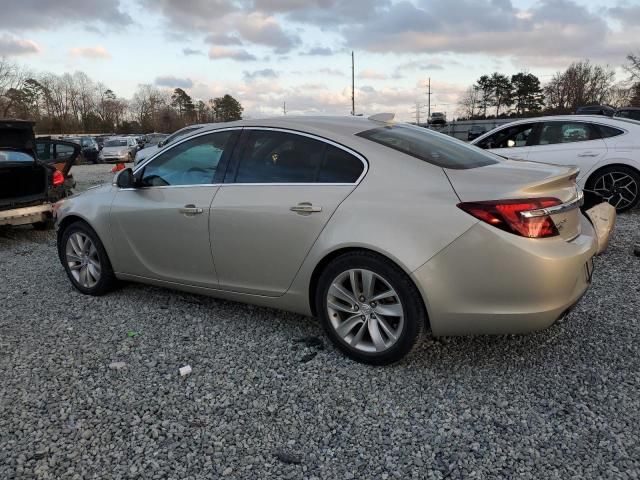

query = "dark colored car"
[[65, 136, 100, 164], [1, 120, 79, 229], [467, 125, 486, 141], [575, 105, 615, 117], [614, 107, 640, 121]]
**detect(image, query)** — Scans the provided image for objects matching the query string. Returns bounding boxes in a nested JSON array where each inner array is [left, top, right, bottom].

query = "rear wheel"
[[59, 221, 117, 295], [585, 166, 640, 212], [316, 251, 425, 365]]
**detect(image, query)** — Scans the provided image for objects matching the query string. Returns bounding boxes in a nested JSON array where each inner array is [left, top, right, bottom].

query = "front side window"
[[475, 123, 535, 149], [536, 122, 598, 145], [357, 124, 498, 169], [234, 131, 326, 183], [140, 131, 233, 187]]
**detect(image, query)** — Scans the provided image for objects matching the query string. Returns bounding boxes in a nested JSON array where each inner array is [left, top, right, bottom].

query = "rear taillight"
[[52, 170, 64, 187], [458, 198, 562, 238]]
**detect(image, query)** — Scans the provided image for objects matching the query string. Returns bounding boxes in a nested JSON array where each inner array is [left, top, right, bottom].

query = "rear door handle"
[[179, 204, 203, 215], [290, 202, 322, 215], [578, 152, 599, 157]]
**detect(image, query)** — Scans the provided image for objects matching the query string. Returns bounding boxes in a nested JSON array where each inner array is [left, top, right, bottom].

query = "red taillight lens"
[[458, 198, 562, 238], [52, 170, 65, 187]]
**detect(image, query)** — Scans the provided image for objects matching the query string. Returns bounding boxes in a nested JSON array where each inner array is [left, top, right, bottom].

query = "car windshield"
[[0, 150, 34, 163], [105, 139, 128, 147], [356, 123, 499, 169], [80, 138, 94, 147]]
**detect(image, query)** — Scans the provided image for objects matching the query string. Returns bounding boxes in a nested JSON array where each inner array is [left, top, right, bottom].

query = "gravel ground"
[[1, 164, 639, 479]]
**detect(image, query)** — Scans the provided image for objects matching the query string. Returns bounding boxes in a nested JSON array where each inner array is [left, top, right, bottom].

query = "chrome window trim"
[[129, 125, 369, 189]]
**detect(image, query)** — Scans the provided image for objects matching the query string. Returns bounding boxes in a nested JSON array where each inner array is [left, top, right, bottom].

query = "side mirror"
[[115, 168, 136, 189]]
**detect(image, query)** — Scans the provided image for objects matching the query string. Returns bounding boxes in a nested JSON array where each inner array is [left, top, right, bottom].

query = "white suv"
[[472, 115, 640, 211]]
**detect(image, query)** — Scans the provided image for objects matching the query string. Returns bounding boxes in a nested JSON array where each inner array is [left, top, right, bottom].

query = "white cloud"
[[0, 34, 40, 56], [69, 46, 111, 59], [208, 46, 257, 61]]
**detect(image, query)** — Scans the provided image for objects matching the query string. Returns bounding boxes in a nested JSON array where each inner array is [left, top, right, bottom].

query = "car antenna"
[[368, 113, 395, 123]]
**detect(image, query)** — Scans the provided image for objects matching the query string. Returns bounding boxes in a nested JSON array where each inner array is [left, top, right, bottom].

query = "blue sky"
[[1, 0, 638, 121]]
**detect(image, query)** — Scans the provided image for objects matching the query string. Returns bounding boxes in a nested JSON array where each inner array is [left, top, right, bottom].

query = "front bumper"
[[412, 215, 599, 336], [0, 204, 52, 226]]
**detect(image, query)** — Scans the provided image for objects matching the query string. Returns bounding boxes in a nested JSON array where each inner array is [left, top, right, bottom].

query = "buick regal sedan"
[[54, 115, 613, 364]]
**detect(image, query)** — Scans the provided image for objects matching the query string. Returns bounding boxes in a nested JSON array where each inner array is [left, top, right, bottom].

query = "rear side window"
[[356, 124, 498, 169], [596, 125, 625, 138], [235, 131, 325, 183], [537, 122, 598, 145], [318, 145, 364, 183]]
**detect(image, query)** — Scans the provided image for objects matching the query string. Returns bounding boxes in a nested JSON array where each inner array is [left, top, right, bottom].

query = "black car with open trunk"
[[0, 119, 79, 229]]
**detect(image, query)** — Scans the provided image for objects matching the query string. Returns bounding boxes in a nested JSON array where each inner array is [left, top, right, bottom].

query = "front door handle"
[[290, 202, 322, 215], [578, 152, 599, 157], [179, 204, 203, 215]]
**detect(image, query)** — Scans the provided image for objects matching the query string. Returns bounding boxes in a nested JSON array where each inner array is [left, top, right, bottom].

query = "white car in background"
[[471, 115, 640, 212], [134, 124, 204, 166]]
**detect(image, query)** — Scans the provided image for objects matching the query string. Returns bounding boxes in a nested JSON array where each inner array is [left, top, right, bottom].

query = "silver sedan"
[[54, 115, 613, 364]]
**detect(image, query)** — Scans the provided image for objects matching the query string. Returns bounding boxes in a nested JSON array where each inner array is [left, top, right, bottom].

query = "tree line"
[[0, 59, 243, 134], [457, 54, 640, 120]]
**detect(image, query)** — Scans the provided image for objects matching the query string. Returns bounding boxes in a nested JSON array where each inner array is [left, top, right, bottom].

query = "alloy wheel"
[[326, 269, 404, 353], [590, 171, 638, 210], [65, 232, 101, 288]]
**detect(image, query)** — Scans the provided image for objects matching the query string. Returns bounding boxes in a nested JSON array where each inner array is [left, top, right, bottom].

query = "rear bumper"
[[412, 215, 598, 336], [0, 203, 52, 226]]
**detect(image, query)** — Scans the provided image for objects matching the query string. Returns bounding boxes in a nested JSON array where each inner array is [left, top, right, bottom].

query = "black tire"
[[585, 166, 640, 213], [315, 251, 426, 365], [58, 221, 118, 295]]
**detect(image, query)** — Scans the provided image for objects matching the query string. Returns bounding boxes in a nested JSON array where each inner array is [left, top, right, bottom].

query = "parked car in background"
[[575, 105, 615, 117], [134, 125, 203, 166], [94, 134, 115, 151], [65, 136, 100, 164], [99, 137, 138, 163], [472, 115, 640, 211], [1, 119, 79, 229], [467, 125, 486, 141], [615, 107, 640, 122], [429, 112, 446, 125], [55, 115, 612, 364]]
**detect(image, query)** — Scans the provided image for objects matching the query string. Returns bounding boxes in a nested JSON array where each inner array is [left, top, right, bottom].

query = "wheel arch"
[[584, 161, 640, 187], [307, 246, 431, 330], [56, 215, 105, 261]]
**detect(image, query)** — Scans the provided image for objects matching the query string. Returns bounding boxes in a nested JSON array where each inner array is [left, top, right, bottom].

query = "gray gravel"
[[1, 164, 639, 479]]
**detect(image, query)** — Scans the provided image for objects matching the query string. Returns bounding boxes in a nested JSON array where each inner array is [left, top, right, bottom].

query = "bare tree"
[[544, 61, 615, 113], [457, 86, 481, 119]]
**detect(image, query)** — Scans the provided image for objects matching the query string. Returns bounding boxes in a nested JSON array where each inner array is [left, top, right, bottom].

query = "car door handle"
[[179, 204, 203, 215], [578, 152, 599, 157], [290, 202, 322, 215]]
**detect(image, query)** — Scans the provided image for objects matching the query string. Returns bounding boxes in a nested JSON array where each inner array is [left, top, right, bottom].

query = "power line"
[[410, 102, 427, 125]]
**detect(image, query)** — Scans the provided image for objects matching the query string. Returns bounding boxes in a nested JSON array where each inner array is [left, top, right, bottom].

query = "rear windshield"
[[356, 124, 499, 169], [0, 150, 34, 163], [105, 139, 127, 147]]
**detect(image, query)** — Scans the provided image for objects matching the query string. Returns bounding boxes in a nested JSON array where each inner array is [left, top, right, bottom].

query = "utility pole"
[[351, 51, 355, 116], [426, 77, 432, 123]]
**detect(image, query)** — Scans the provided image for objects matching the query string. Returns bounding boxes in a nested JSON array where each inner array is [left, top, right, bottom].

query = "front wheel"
[[585, 166, 640, 213], [315, 251, 426, 365], [59, 221, 117, 295]]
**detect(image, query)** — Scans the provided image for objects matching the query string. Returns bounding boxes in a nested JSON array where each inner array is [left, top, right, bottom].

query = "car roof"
[[195, 115, 388, 145]]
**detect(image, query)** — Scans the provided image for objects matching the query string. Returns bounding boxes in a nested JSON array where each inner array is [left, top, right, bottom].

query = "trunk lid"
[[446, 159, 583, 241]]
